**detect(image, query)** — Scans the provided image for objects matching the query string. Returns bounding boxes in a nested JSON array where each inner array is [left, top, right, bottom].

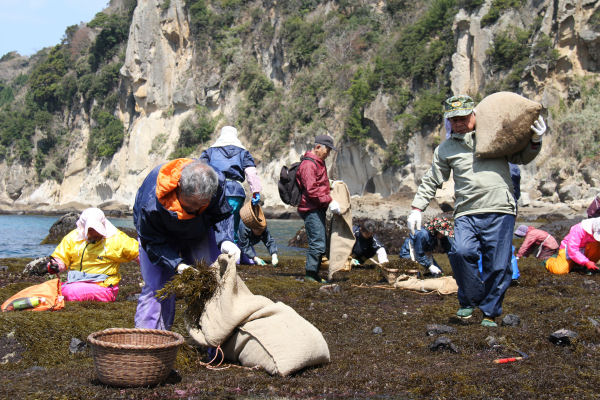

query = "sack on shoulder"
[[1, 278, 65, 312], [474, 92, 542, 158]]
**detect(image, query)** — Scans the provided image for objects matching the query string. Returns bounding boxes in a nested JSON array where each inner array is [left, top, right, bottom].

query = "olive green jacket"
[[411, 131, 541, 218]]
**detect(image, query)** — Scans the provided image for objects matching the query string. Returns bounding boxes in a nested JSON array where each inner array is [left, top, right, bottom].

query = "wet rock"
[[429, 336, 458, 353], [549, 329, 578, 346], [426, 324, 456, 336], [373, 326, 383, 334], [69, 338, 88, 354], [485, 336, 501, 349], [0, 265, 7, 272], [41, 212, 79, 244], [126, 293, 141, 302], [502, 314, 521, 327], [319, 284, 341, 294]]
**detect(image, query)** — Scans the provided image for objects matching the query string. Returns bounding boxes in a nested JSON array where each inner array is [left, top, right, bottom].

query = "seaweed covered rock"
[[41, 212, 79, 244]]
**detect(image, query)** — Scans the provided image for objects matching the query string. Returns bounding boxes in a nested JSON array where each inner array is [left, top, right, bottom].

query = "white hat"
[[76, 208, 118, 241], [581, 217, 600, 242]]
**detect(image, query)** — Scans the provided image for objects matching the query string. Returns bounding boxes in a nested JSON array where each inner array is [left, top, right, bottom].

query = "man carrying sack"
[[407, 94, 546, 327]]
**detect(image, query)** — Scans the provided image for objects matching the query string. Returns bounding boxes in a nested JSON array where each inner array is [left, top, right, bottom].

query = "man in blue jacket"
[[238, 221, 279, 266], [133, 159, 240, 330]]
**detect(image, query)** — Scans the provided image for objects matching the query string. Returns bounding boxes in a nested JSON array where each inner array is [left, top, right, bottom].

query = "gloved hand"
[[176, 263, 197, 274], [220, 241, 241, 263], [351, 258, 361, 266], [271, 253, 279, 266], [329, 200, 341, 215], [253, 256, 267, 266], [515, 257, 520, 260], [407, 209, 422, 235], [251, 192, 261, 205], [47, 257, 60, 274], [428, 265, 442, 275], [23, 256, 54, 276], [530, 115, 546, 143], [585, 261, 599, 272]]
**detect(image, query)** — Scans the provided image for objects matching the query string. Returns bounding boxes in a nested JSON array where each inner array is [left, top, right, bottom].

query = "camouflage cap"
[[443, 95, 475, 119], [424, 217, 454, 238]]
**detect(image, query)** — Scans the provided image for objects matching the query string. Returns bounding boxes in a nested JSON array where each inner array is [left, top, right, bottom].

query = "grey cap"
[[315, 134, 337, 151]]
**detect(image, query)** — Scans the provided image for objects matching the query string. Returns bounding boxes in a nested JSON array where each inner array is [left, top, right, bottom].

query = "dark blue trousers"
[[300, 208, 327, 273], [448, 213, 515, 318]]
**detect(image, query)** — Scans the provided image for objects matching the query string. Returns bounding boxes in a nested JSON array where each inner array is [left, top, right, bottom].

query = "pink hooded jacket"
[[561, 218, 600, 265]]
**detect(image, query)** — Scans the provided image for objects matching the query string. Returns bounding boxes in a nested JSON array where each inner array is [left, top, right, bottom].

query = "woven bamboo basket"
[[378, 264, 400, 285], [88, 328, 185, 387], [240, 201, 267, 230]]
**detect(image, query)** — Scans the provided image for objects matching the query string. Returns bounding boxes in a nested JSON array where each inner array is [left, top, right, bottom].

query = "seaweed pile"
[[155, 262, 218, 326]]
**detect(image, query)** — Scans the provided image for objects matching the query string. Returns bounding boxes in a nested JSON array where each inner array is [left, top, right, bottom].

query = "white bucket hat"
[[76, 208, 118, 241]]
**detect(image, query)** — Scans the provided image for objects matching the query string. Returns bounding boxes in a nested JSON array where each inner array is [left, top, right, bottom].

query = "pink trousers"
[[61, 282, 118, 302]]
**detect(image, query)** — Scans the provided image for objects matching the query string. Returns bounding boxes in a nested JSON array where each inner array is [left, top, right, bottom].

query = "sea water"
[[0, 215, 305, 259]]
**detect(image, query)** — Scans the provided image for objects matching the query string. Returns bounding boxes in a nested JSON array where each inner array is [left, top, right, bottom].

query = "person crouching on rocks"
[[349, 219, 388, 266], [545, 217, 600, 275], [238, 220, 279, 267], [24, 208, 140, 302], [399, 217, 454, 278]]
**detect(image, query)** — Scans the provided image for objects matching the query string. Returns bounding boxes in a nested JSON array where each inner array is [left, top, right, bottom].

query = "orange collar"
[[156, 158, 205, 220]]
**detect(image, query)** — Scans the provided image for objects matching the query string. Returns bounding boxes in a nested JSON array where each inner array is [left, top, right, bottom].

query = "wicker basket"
[[240, 201, 267, 230], [88, 328, 185, 387]]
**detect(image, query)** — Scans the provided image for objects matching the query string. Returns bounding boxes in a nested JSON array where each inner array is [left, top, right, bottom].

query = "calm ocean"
[[0, 215, 305, 259]]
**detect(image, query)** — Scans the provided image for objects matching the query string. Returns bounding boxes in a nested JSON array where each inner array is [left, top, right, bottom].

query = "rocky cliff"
[[0, 0, 599, 216]]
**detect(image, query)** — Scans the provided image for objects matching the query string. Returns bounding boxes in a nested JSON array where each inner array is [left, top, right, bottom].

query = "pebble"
[[429, 336, 458, 353], [69, 338, 88, 354], [549, 329, 578, 346], [501, 314, 520, 327], [426, 324, 456, 336], [342, 314, 348, 319], [319, 284, 341, 294], [373, 326, 383, 334]]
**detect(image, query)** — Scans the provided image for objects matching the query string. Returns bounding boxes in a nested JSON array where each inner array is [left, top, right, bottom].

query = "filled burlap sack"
[[187, 254, 330, 376], [474, 92, 542, 158], [393, 275, 458, 295], [328, 181, 355, 280]]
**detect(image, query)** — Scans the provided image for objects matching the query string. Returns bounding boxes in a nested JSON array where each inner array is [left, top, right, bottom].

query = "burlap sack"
[[474, 92, 542, 158], [187, 254, 330, 376], [393, 275, 458, 295], [328, 181, 355, 280]]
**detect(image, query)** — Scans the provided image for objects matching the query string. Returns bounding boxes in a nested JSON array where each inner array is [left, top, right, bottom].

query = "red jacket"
[[296, 151, 332, 213]]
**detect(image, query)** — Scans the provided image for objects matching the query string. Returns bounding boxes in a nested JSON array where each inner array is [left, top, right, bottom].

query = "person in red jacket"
[[296, 134, 339, 283], [514, 225, 559, 261]]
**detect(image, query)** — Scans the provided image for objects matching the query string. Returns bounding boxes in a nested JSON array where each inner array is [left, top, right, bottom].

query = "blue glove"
[[251, 193, 261, 205]]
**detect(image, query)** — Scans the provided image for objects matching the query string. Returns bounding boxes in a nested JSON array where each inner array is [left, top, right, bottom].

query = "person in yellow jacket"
[[42, 208, 139, 302]]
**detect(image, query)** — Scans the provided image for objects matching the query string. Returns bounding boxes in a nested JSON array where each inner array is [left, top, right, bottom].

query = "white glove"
[[329, 200, 341, 215], [220, 241, 241, 263], [428, 265, 442, 275], [176, 263, 196, 274], [530, 116, 546, 143], [253, 256, 267, 266], [407, 209, 422, 235], [376, 247, 389, 264], [515, 257, 520, 260], [351, 258, 361, 266], [271, 253, 279, 266]]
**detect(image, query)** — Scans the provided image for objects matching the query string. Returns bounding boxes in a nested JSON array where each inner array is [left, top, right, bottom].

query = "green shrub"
[[0, 52, 18, 62], [28, 45, 69, 112], [88, 10, 132, 70], [0, 83, 14, 107], [481, 0, 525, 27], [170, 107, 216, 158], [161, 0, 171, 10], [239, 63, 274, 106], [282, 15, 325, 69], [345, 68, 374, 142], [87, 110, 125, 163], [456, 0, 484, 11]]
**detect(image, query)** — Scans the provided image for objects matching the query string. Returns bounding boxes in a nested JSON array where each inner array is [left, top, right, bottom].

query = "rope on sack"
[[351, 283, 440, 295], [197, 345, 262, 371]]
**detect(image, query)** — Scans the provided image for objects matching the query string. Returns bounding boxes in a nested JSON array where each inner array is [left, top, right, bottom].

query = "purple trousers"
[[134, 231, 219, 330]]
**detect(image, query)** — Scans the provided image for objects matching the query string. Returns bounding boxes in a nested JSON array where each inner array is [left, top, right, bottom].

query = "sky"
[[0, 0, 109, 57]]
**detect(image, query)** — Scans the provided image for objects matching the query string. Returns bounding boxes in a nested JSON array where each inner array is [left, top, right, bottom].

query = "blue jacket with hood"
[[133, 160, 234, 272], [200, 145, 256, 197]]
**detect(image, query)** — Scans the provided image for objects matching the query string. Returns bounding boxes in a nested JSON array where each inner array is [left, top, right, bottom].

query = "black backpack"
[[278, 156, 317, 206]]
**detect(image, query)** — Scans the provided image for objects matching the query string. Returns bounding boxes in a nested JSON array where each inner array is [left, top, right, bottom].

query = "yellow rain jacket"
[[52, 229, 139, 287]]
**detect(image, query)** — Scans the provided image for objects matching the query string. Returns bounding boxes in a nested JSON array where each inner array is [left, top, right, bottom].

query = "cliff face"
[[0, 0, 599, 214]]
